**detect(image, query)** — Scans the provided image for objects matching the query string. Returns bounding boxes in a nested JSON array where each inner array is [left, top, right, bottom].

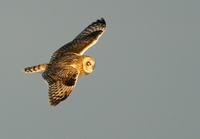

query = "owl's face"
[[82, 56, 95, 75]]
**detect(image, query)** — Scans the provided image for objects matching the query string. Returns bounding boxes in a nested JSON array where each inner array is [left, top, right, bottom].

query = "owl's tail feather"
[[24, 64, 48, 73]]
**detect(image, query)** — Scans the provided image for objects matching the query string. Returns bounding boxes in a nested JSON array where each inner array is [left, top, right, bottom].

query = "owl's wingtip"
[[49, 102, 57, 106], [97, 17, 106, 25]]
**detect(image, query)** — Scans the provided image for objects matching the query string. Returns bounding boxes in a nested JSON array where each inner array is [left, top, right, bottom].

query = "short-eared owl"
[[24, 18, 106, 106]]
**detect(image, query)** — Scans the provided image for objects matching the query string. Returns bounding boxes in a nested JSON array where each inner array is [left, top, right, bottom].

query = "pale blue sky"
[[0, 0, 199, 139]]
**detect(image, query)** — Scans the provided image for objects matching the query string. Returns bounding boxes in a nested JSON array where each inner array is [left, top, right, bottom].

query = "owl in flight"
[[24, 18, 106, 106]]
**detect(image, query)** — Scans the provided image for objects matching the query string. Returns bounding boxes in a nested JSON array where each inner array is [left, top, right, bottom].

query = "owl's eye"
[[86, 61, 92, 66]]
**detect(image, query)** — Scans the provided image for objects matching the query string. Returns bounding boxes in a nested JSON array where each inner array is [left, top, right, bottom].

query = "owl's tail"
[[24, 64, 48, 73]]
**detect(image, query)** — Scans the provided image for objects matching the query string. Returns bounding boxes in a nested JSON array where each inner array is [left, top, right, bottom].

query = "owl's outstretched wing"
[[52, 18, 106, 59], [42, 66, 79, 106]]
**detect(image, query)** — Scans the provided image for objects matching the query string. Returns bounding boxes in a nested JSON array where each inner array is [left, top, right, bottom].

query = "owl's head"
[[82, 56, 95, 75]]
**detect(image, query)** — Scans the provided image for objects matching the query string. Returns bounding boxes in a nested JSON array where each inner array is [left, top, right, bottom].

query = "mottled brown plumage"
[[24, 18, 106, 106]]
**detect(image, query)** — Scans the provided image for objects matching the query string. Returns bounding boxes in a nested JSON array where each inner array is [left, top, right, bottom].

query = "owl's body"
[[24, 18, 106, 106]]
